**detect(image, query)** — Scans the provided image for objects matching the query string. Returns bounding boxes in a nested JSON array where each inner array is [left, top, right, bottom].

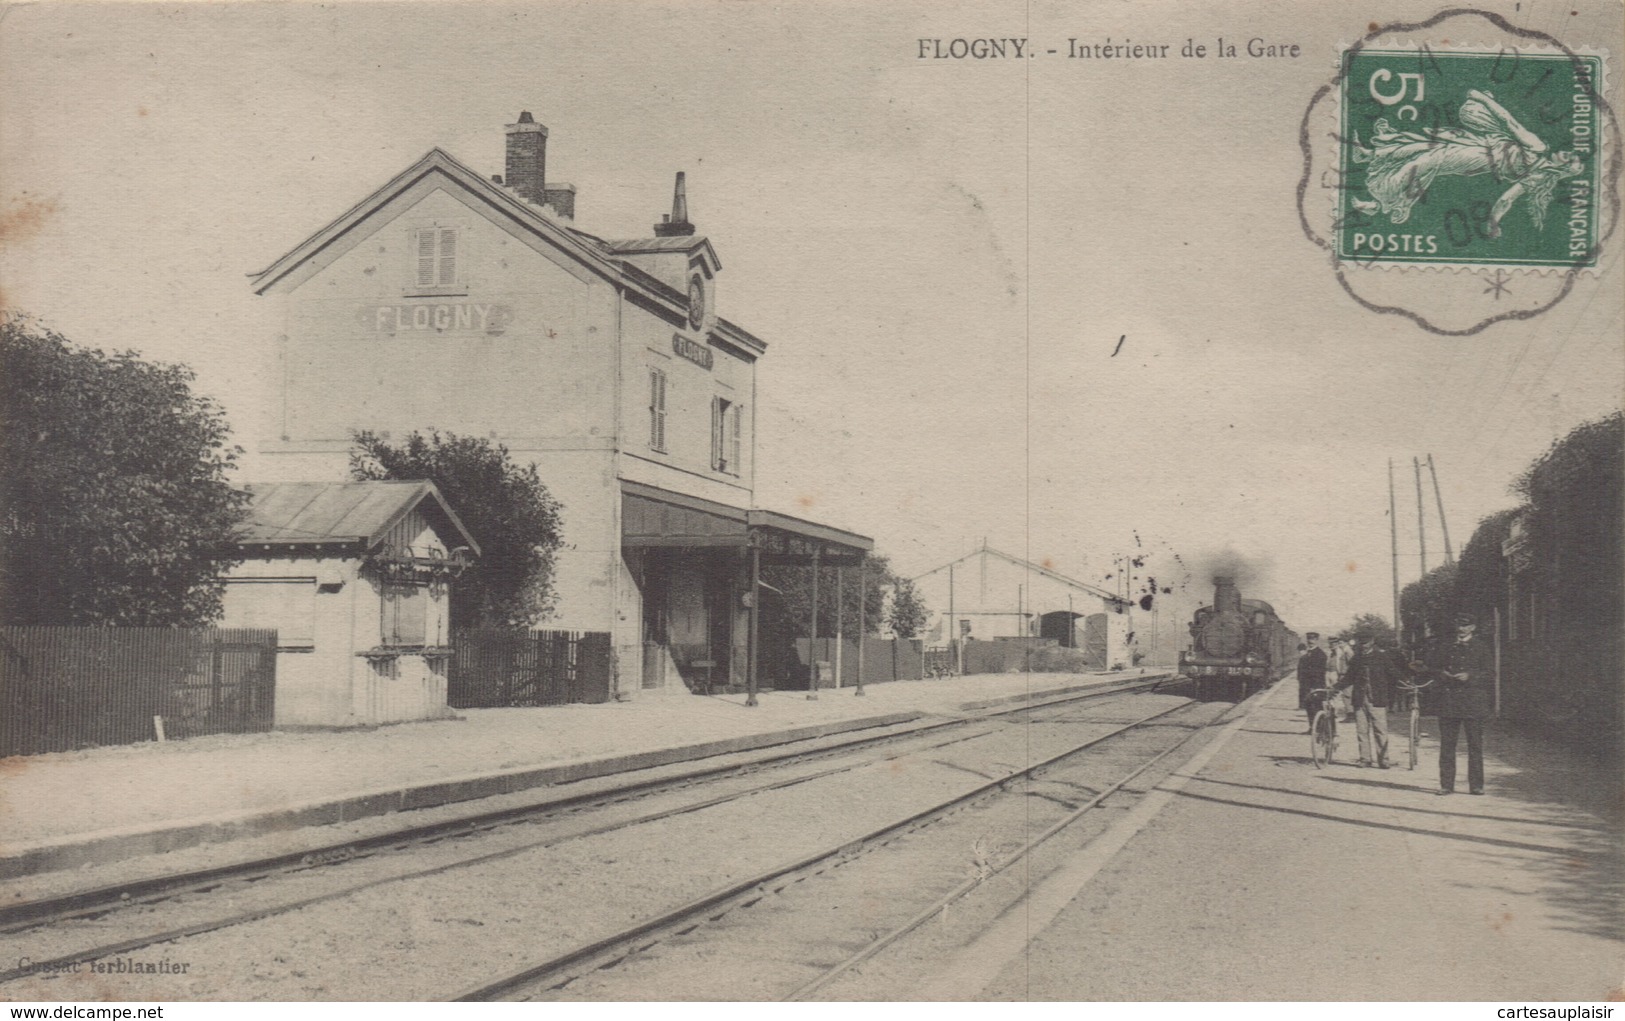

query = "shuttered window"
[[413, 227, 459, 289], [220, 578, 316, 649], [711, 397, 732, 473], [649, 369, 667, 451], [728, 403, 743, 476]]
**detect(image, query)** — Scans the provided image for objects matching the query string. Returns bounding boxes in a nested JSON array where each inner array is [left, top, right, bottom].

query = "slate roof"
[[237, 481, 479, 554], [247, 147, 759, 355], [248, 148, 617, 295]]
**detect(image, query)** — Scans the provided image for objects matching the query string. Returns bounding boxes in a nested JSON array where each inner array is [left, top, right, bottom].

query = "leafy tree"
[[1507, 412, 1623, 755], [886, 577, 929, 639], [350, 429, 564, 627], [0, 315, 250, 626], [763, 552, 901, 638], [1399, 561, 1458, 650], [1510, 411, 1623, 629], [1453, 508, 1519, 625], [1333, 612, 1396, 649]]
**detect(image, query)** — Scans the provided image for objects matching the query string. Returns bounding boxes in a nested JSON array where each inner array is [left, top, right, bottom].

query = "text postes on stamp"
[[1338, 48, 1602, 270]]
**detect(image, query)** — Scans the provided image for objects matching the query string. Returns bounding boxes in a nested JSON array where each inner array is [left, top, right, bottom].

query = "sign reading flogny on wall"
[[358, 302, 515, 336], [671, 333, 713, 370]]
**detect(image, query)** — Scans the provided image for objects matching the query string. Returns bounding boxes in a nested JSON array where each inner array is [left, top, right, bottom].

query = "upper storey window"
[[712, 398, 743, 476], [649, 369, 668, 453], [407, 226, 463, 294]]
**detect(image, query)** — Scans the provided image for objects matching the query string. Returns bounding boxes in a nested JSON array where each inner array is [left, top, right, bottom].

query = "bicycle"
[[1308, 687, 1339, 768], [1396, 668, 1436, 771]]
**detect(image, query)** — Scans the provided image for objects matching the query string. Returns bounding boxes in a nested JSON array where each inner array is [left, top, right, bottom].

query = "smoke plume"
[[1187, 548, 1275, 595]]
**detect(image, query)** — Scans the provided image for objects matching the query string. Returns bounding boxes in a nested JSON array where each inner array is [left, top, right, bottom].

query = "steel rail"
[[0, 683, 1169, 985], [447, 697, 1196, 1002], [782, 697, 1249, 999], [0, 675, 1164, 936]]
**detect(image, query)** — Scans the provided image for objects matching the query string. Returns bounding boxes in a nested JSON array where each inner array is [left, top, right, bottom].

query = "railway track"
[[449, 692, 1238, 1001], [0, 676, 1172, 989]]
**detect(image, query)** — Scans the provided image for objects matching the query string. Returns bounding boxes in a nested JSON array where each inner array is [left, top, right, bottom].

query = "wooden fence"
[[448, 629, 613, 708], [0, 627, 278, 756], [792, 638, 926, 688]]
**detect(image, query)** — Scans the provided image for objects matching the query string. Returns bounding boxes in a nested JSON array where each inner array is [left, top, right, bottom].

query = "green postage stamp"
[[1337, 47, 1603, 269]]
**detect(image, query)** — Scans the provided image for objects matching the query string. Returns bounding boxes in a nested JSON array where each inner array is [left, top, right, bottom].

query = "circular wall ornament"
[[687, 275, 706, 330]]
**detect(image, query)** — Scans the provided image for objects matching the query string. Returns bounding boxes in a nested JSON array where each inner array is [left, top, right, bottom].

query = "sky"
[[2, 0, 1620, 634]]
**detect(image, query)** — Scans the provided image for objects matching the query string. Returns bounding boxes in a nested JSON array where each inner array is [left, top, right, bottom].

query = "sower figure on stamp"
[[1297, 632, 1328, 733], [1334, 635, 1411, 768], [1428, 614, 1494, 795], [1349, 89, 1584, 238]]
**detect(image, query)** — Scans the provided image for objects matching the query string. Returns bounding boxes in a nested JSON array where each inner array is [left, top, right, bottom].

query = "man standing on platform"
[[1297, 632, 1328, 733], [1328, 637, 1354, 720], [1429, 614, 1494, 795], [1335, 635, 1407, 768]]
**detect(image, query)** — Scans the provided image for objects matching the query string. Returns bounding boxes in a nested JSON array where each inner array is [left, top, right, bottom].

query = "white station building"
[[248, 112, 872, 699]]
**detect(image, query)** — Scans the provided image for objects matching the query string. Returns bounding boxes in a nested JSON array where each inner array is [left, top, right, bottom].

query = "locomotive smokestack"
[[1213, 576, 1241, 613]]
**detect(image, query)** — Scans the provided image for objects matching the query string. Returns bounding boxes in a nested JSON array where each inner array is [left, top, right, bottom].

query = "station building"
[[248, 112, 871, 698]]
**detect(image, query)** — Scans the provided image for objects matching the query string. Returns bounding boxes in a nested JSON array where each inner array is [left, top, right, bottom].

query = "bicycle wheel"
[[1311, 711, 1334, 768], [1408, 706, 1420, 770]]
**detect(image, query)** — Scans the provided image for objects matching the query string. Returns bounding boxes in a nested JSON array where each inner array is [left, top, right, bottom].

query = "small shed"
[[221, 481, 480, 728]]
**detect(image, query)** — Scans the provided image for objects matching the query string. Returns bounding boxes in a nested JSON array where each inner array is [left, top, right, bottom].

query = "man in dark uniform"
[[1334, 635, 1410, 768], [1297, 632, 1328, 733], [1428, 613, 1494, 795]]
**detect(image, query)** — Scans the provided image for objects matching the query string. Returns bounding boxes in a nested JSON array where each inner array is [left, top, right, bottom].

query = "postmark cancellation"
[[1298, 10, 1619, 335]]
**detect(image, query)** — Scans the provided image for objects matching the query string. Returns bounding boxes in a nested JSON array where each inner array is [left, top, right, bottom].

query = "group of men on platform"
[[1297, 617, 1494, 795]]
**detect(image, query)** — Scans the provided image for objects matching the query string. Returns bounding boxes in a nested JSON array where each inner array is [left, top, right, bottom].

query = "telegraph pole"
[[1389, 459, 1401, 648], [1428, 454, 1455, 565], [1413, 457, 1428, 576]]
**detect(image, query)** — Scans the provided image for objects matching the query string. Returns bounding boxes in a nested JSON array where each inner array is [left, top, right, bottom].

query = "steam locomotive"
[[1179, 576, 1299, 701]]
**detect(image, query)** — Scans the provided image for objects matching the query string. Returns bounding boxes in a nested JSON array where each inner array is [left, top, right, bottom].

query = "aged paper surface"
[[0, 0, 1620, 1004]]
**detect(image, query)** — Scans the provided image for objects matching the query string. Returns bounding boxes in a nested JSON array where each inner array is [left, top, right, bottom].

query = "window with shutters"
[[220, 578, 316, 649], [649, 369, 667, 452], [406, 225, 464, 294], [728, 403, 743, 476], [711, 397, 733, 474]]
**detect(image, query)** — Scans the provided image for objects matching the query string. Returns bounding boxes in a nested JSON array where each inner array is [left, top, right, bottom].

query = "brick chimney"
[[653, 172, 694, 237], [505, 111, 548, 206]]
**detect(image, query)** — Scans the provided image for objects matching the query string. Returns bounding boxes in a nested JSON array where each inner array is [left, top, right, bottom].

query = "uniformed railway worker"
[[1297, 632, 1328, 733], [1334, 635, 1411, 768], [1427, 613, 1494, 795]]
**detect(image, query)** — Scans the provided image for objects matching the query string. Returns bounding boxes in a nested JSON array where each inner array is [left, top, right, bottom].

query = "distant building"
[[911, 544, 1134, 668], [221, 481, 479, 728], [248, 112, 870, 698]]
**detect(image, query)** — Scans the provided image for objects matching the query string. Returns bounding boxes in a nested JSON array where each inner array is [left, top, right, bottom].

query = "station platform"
[[0, 669, 1160, 884], [930, 676, 1624, 1001]]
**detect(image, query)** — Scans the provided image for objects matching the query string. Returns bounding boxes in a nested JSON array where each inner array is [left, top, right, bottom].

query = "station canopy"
[[620, 480, 871, 564]]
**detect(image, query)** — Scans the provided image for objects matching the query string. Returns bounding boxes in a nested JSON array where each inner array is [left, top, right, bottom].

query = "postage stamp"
[[1336, 47, 1604, 269]]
